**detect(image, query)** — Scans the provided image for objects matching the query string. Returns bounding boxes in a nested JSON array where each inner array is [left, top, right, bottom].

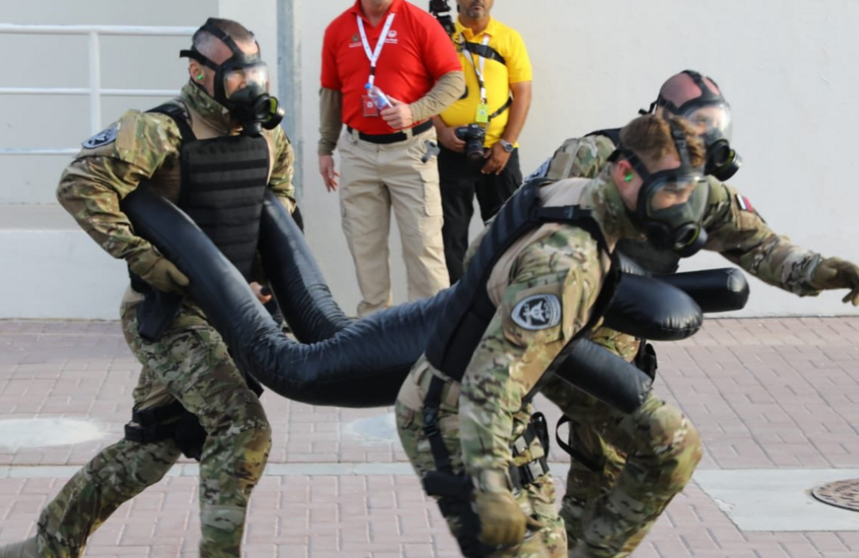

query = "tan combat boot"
[[0, 537, 38, 558]]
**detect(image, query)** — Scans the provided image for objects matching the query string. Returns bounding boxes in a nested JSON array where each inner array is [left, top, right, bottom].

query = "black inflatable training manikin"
[[120, 188, 747, 410]]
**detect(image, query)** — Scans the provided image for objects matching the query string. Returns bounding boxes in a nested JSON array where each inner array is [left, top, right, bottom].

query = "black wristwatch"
[[499, 139, 515, 153]]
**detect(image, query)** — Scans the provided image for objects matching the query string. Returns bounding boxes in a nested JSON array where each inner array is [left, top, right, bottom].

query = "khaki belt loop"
[[443, 381, 461, 409], [422, 368, 462, 410]]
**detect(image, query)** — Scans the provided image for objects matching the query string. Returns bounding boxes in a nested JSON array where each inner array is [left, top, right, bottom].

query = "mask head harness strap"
[[180, 18, 263, 71], [612, 118, 694, 190], [179, 19, 283, 135], [612, 118, 709, 256], [640, 70, 723, 115], [641, 70, 724, 116], [639, 70, 741, 181]]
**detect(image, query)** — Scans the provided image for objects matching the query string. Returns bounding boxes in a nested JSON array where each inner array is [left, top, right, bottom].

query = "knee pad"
[[638, 402, 702, 474]]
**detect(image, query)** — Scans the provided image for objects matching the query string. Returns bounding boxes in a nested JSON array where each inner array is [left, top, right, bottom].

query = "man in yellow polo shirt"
[[432, 0, 533, 283]]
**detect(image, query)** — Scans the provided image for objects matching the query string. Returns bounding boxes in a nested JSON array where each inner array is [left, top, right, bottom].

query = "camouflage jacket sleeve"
[[458, 227, 605, 492], [266, 125, 297, 213], [56, 111, 181, 263], [702, 177, 822, 296], [526, 134, 615, 182]]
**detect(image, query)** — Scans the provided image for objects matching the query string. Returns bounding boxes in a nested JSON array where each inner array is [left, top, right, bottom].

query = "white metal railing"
[[0, 24, 196, 156]]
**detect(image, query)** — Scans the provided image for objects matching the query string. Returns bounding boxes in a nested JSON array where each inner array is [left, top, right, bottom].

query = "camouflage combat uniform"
[[40, 82, 296, 558], [396, 174, 641, 558], [533, 135, 828, 558]]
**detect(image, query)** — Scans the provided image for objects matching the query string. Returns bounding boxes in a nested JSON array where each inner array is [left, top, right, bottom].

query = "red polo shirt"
[[321, 0, 462, 135]]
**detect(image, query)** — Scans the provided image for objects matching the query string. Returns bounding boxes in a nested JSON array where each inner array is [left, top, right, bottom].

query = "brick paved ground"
[[1, 318, 859, 557]]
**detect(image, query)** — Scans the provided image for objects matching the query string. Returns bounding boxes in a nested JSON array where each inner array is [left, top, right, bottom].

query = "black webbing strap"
[[510, 412, 551, 488], [635, 342, 658, 381], [461, 40, 506, 65], [131, 400, 185, 424], [124, 401, 185, 444], [555, 415, 602, 473], [488, 96, 512, 122], [585, 127, 622, 147], [147, 103, 195, 143], [553, 342, 656, 472], [421, 374, 497, 557], [124, 422, 177, 444], [423, 375, 453, 474]]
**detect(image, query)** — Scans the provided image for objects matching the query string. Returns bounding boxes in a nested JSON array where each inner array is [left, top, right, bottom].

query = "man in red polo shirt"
[[318, 0, 465, 317]]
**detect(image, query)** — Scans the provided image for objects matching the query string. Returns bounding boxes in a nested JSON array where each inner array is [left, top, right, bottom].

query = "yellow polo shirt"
[[439, 17, 532, 148]]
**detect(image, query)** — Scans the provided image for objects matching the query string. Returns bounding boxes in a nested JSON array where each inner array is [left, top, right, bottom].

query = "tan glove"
[[811, 257, 859, 306], [474, 490, 545, 548], [128, 249, 189, 294]]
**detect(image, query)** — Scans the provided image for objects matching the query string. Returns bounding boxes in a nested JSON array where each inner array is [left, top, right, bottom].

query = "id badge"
[[362, 95, 379, 117], [475, 103, 490, 124]]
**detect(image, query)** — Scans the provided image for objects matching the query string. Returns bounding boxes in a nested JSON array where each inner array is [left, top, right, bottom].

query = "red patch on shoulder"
[[736, 194, 755, 213]]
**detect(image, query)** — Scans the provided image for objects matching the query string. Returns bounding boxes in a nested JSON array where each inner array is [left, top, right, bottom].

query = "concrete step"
[[0, 203, 78, 230], [0, 204, 127, 319]]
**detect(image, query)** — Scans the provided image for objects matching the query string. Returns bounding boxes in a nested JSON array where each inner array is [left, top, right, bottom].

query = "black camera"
[[455, 124, 487, 165], [428, 0, 456, 36]]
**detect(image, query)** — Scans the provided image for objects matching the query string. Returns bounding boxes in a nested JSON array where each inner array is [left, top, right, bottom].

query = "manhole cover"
[[0, 418, 106, 450], [812, 479, 859, 512], [342, 413, 398, 445]]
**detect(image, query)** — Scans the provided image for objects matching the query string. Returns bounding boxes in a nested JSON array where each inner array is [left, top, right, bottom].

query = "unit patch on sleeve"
[[82, 123, 119, 149], [511, 294, 562, 331]]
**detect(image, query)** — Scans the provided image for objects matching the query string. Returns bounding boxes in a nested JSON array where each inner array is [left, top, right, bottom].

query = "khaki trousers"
[[338, 126, 449, 317]]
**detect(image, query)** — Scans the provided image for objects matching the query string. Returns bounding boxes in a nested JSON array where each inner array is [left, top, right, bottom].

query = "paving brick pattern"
[[1, 318, 858, 556]]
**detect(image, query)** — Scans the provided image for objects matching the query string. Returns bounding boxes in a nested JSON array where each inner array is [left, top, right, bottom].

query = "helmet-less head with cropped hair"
[[611, 114, 710, 257], [181, 18, 284, 135]]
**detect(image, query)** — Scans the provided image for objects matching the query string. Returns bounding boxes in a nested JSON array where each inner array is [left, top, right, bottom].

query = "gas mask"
[[180, 19, 284, 136], [615, 119, 709, 257], [642, 70, 741, 181]]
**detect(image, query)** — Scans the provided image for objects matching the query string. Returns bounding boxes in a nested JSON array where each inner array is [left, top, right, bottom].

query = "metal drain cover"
[[342, 412, 398, 445], [812, 479, 859, 512]]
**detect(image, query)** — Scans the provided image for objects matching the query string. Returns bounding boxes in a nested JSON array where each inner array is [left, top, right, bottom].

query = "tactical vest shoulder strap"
[[537, 206, 610, 256], [425, 178, 613, 382], [586, 127, 622, 146], [147, 102, 196, 144], [544, 128, 621, 181]]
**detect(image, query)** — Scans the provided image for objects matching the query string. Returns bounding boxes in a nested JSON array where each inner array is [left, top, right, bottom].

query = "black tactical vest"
[[151, 103, 271, 281], [424, 178, 620, 381], [126, 103, 272, 342]]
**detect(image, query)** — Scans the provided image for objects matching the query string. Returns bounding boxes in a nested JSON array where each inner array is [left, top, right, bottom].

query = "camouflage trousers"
[[541, 328, 702, 558], [35, 301, 272, 558], [396, 364, 566, 558]]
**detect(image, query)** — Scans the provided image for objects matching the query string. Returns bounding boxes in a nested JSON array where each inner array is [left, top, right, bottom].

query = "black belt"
[[347, 119, 433, 145]]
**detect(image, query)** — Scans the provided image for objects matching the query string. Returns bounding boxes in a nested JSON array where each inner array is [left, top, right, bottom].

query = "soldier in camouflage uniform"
[[527, 72, 859, 558], [397, 115, 717, 558], [0, 18, 296, 558]]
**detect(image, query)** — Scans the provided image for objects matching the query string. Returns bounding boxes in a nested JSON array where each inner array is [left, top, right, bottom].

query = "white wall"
[[0, 0, 217, 204], [2, 0, 859, 318], [0, 0, 215, 318], [299, 0, 859, 318]]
